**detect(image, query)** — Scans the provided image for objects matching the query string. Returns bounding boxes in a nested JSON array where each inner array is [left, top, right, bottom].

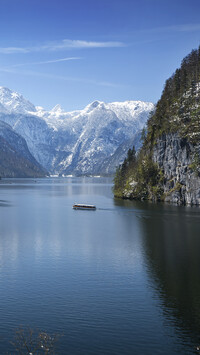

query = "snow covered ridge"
[[36, 99, 154, 129], [0, 86, 154, 175], [0, 86, 36, 114]]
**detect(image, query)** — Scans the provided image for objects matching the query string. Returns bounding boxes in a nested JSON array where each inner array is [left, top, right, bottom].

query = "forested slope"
[[114, 47, 200, 205]]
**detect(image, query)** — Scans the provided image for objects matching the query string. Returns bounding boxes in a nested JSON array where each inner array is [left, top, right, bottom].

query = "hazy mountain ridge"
[[0, 120, 48, 177], [96, 130, 143, 176], [0, 87, 154, 175]]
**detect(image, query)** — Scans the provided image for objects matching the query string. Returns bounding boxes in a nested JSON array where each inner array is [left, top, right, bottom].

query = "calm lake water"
[[0, 177, 200, 354]]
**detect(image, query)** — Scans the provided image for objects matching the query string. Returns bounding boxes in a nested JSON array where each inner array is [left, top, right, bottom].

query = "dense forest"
[[147, 46, 200, 144], [113, 47, 200, 201]]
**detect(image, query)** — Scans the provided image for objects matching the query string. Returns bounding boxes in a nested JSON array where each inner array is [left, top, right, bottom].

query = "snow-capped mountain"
[[0, 86, 154, 175], [0, 87, 36, 114]]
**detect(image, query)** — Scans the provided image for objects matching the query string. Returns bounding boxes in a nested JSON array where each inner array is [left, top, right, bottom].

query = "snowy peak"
[[38, 99, 154, 131], [50, 104, 64, 113], [104, 100, 154, 120], [84, 100, 103, 112], [0, 86, 36, 114]]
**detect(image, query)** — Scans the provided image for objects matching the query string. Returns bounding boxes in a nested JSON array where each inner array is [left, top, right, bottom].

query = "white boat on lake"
[[73, 204, 96, 210]]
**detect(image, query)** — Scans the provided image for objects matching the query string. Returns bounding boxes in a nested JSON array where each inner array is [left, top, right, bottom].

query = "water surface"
[[0, 177, 199, 354]]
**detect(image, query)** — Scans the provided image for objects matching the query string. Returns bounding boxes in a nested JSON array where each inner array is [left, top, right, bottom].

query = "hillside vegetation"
[[114, 47, 200, 204]]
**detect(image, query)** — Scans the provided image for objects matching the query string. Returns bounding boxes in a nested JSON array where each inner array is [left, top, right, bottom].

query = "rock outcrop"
[[153, 133, 200, 205]]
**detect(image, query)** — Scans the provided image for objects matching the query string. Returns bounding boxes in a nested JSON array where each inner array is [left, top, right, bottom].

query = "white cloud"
[[0, 39, 124, 54], [0, 67, 123, 88], [142, 23, 200, 34], [8, 57, 81, 68], [172, 23, 200, 32], [0, 47, 30, 54]]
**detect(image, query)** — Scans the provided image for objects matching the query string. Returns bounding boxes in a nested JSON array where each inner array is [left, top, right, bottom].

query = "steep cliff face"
[[0, 120, 48, 177], [114, 47, 200, 205], [153, 133, 200, 205]]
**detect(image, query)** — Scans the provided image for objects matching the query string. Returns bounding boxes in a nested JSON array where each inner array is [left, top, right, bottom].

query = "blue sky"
[[0, 0, 200, 110]]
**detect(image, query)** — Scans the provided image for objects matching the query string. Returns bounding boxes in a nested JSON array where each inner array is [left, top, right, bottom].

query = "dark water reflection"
[[115, 199, 200, 353], [141, 203, 200, 347], [0, 177, 199, 354]]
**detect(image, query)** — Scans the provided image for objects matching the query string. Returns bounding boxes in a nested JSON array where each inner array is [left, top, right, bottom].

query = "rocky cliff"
[[114, 47, 200, 205], [153, 133, 200, 205]]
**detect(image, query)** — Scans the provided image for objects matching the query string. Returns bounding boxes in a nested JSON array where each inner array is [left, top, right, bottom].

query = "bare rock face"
[[153, 133, 200, 205]]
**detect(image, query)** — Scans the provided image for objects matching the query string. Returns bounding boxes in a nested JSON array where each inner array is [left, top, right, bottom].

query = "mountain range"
[[0, 86, 154, 176]]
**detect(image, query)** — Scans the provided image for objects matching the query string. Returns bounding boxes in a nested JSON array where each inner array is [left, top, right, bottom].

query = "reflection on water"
[[0, 199, 11, 207], [140, 203, 200, 348], [0, 178, 199, 354], [115, 198, 200, 353]]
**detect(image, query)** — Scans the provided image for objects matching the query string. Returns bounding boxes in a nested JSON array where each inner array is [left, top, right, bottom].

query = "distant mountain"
[[0, 120, 48, 177], [0, 87, 154, 175], [96, 130, 143, 175]]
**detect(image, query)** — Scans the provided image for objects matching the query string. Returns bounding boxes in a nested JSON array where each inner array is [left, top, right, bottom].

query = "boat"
[[73, 204, 96, 210]]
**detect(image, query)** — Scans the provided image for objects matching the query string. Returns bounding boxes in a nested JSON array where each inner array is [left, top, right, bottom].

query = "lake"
[[0, 177, 199, 354]]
